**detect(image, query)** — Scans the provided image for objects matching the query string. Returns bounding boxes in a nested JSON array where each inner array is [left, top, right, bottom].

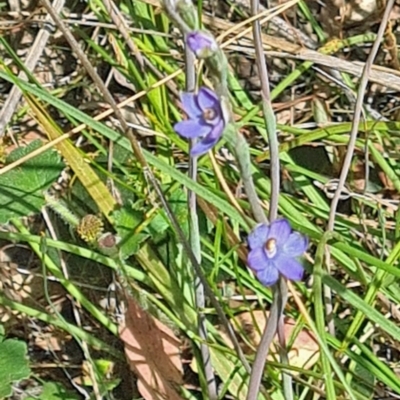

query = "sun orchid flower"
[[247, 219, 308, 286], [186, 31, 218, 59], [174, 87, 225, 156]]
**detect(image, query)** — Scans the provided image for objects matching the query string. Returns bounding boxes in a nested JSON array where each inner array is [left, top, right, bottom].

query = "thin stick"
[[251, 0, 279, 223], [246, 282, 284, 400], [209, 152, 246, 216]]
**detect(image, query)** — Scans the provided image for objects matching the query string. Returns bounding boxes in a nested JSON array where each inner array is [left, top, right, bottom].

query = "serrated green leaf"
[[0, 140, 64, 224], [0, 338, 31, 398]]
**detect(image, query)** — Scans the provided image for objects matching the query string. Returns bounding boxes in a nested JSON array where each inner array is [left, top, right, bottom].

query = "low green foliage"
[[0, 326, 31, 398], [0, 140, 64, 223], [25, 382, 79, 400]]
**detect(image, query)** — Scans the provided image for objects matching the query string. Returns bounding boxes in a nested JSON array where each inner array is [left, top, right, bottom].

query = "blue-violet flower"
[[174, 87, 225, 156], [186, 31, 218, 59], [247, 219, 308, 286]]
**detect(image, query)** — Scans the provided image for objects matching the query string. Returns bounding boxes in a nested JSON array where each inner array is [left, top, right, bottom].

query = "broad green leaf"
[[0, 337, 31, 398], [0, 140, 63, 223]]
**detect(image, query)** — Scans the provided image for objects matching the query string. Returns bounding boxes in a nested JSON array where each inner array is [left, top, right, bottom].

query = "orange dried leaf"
[[119, 297, 184, 400], [231, 311, 319, 372]]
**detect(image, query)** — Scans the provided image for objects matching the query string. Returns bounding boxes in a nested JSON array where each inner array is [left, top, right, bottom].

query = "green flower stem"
[[247, 0, 288, 397], [223, 123, 268, 226], [276, 279, 291, 399], [260, 100, 279, 222], [246, 283, 283, 400], [163, 0, 194, 33], [44, 192, 80, 228], [185, 32, 218, 398], [172, 6, 277, 398], [314, 232, 338, 399]]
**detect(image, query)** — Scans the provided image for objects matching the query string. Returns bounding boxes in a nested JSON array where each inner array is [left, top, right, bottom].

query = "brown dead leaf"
[[222, 311, 319, 373], [119, 297, 184, 400], [33, 331, 63, 353]]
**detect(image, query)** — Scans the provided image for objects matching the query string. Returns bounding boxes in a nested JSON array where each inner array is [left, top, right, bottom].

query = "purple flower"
[[247, 219, 308, 286], [187, 31, 218, 59], [174, 87, 225, 156]]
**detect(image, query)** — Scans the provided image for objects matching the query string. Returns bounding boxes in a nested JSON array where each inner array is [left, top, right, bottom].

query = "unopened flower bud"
[[186, 31, 218, 59]]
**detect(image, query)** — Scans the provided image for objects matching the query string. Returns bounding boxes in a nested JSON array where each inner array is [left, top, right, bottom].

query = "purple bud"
[[186, 31, 218, 59]]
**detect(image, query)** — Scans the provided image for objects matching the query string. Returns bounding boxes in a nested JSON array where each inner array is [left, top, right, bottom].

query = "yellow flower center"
[[203, 107, 216, 121], [265, 238, 277, 256]]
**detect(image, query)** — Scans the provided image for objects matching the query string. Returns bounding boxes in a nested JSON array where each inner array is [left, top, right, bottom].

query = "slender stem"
[[214, 81, 267, 226], [261, 101, 279, 222], [251, 1, 279, 222], [276, 279, 292, 399], [246, 284, 282, 400], [314, 233, 336, 399], [234, 132, 268, 225], [163, 0, 191, 33], [185, 37, 217, 399], [248, 0, 290, 398]]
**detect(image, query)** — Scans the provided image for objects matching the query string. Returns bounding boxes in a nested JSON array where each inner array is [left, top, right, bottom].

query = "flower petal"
[[274, 256, 304, 281], [268, 219, 291, 245], [208, 118, 224, 140], [197, 87, 220, 110], [174, 120, 211, 139], [190, 137, 218, 156], [283, 232, 308, 257], [248, 223, 269, 250], [190, 119, 224, 156], [247, 247, 269, 272], [180, 92, 202, 119], [257, 266, 279, 286]]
